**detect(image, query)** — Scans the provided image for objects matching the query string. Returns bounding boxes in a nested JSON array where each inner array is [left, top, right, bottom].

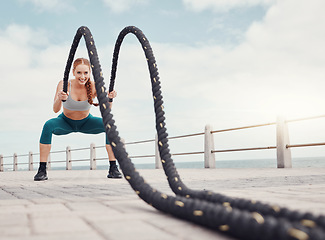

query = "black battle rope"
[[64, 26, 325, 240], [109, 26, 325, 233]]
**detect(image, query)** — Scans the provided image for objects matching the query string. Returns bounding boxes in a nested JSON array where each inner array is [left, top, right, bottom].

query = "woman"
[[34, 58, 122, 181]]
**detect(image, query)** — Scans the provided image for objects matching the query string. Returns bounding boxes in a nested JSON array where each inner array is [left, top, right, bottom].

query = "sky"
[[1, 0, 325, 167]]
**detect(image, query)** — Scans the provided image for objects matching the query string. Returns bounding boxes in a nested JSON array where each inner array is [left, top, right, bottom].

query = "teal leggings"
[[40, 113, 109, 144]]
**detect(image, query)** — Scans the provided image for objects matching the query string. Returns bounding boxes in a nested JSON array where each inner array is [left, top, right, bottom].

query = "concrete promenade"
[[0, 168, 325, 240]]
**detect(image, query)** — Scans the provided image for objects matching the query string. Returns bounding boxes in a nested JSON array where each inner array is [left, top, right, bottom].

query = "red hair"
[[73, 58, 98, 107]]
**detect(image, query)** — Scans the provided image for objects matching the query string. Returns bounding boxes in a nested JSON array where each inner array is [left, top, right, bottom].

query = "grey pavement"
[[0, 168, 325, 240]]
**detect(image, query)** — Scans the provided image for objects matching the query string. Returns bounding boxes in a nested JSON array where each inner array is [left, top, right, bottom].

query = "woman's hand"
[[108, 90, 117, 99], [57, 90, 69, 101]]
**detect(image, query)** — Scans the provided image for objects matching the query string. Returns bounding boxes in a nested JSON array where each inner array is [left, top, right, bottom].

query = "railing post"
[[204, 124, 216, 168], [66, 146, 72, 170], [276, 116, 292, 168], [90, 143, 96, 170], [155, 134, 162, 169], [13, 153, 18, 171], [0, 154, 3, 172], [29, 151, 33, 171]]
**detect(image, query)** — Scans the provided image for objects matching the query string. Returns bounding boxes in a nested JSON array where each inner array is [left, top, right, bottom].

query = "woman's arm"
[[53, 80, 68, 113], [107, 90, 117, 109]]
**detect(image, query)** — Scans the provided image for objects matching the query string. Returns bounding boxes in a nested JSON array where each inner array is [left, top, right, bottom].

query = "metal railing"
[[1, 115, 325, 171]]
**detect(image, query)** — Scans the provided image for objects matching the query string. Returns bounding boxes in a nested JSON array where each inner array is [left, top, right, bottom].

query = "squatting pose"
[[34, 58, 122, 181]]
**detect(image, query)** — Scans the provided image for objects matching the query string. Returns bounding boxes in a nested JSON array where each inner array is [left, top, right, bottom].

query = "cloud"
[[98, 0, 325, 143], [1, 0, 325, 159], [182, 0, 274, 12], [18, 0, 74, 12], [101, 0, 150, 13], [0, 24, 67, 130], [146, 0, 325, 134]]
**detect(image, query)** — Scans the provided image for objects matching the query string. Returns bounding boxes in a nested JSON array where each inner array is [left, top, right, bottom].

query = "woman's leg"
[[106, 144, 122, 178], [106, 144, 115, 161], [34, 143, 51, 181], [40, 143, 51, 163], [80, 115, 122, 178], [35, 115, 74, 181]]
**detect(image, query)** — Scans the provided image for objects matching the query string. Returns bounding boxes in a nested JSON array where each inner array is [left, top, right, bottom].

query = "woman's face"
[[73, 64, 90, 85]]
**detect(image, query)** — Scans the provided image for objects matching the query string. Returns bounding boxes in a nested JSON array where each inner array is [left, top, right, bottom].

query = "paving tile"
[[0, 168, 324, 240], [26, 203, 71, 213], [2, 231, 105, 240], [65, 201, 111, 213], [0, 199, 32, 206], [0, 205, 28, 214], [0, 225, 31, 236], [0, 213, 29, 226], [93, 219, 174, 240], [147, 215, 236, 240], [31, 215, 93, 234]]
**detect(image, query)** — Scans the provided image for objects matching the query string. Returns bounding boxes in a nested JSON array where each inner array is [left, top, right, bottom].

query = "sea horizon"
[[5, 156, 325, 172]]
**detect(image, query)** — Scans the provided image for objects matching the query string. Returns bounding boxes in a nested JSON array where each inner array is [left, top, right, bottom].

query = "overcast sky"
[[1, 0, 325, 165]]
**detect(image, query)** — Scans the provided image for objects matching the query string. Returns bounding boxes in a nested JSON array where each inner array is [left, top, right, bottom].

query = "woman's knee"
[[40, 120, 55, 144]]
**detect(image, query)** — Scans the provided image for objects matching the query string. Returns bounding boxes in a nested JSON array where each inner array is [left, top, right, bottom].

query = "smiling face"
[[73, 63, 90, 85]]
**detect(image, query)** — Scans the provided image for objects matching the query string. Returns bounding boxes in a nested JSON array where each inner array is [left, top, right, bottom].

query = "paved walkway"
[[0, 168, 325, 240]]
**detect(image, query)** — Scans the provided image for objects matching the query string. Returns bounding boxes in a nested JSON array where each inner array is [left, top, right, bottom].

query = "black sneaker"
[[34, 168, 48, 181], [107, 165, 122, 179]]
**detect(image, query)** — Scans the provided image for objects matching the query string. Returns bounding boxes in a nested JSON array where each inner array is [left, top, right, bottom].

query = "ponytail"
[[85, 80, 99, 107]]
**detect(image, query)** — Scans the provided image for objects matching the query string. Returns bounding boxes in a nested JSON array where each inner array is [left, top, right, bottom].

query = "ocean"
[[46, 156, 325, 171], [122, 157, 325, 169], [5, 157, 325, 172]]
